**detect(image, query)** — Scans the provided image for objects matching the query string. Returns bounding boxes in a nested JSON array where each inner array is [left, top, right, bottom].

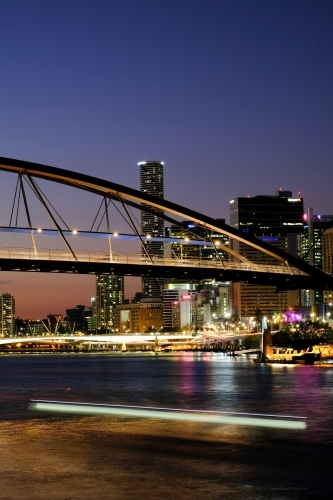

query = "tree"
[[230, 313, 240, 323], [242, 335, 261, 350], [253, 307, 263, 327]]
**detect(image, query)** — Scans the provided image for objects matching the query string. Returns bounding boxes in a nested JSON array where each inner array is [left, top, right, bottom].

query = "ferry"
[[264, 346, 320, 364]]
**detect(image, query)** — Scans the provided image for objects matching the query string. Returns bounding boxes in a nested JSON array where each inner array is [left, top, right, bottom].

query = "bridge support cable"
[[117, 193, 154, 265], [175, 220, 251, 264], [203, 223, 226, 269], [285, 260, 293, 275], [40, 320, 51, 335], [19, 174, 38, 257], [25, 172, 78, 262], [2, 156, 333, 289], [89, 197, 105, 232], [24, 173, 71, 231], [9, 175, 20, 227], [104, 197, 113, 261]]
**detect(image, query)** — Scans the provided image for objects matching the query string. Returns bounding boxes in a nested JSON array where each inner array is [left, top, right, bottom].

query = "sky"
[[0, 0, 332, 318]]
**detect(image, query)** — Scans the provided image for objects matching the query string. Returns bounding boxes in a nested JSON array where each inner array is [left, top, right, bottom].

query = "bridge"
[[0, 156, 332, 290], [0, 332, 259, 352], [0, 244, 312, 285]]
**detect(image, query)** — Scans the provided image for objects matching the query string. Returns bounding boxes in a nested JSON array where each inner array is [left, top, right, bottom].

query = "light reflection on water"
[[1, 352, 333, 499], [0, 351, 332, 442]]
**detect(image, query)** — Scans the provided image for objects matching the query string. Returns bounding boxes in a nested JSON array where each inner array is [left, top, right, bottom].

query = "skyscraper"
[[301, 211, 333, 305], [95, 275, 124, 333], [0, 293, 15, 336], [230, 191, 304, 317], [139, 160, 164, 298], [322, 227, 333, 307]]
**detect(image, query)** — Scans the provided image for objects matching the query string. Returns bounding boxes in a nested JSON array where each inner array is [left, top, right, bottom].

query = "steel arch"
[[0, 156, 332, 289]]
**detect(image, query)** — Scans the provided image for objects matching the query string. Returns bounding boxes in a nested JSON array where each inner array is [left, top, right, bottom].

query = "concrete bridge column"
[[261, 328, 272, 362]]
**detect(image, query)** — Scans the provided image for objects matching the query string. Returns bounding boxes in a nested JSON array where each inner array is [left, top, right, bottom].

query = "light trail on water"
[[29, 400, 307, 430]]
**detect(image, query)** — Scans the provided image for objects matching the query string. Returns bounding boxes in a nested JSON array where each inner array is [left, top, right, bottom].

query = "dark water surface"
[[0, 352, 332, 499]]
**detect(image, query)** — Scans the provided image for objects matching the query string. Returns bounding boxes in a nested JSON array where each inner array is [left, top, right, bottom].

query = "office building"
[[322, 227, 333, 306], [0, 293, 15, 336], [139, 160, 164, 298], [165, 219, 229, 261], [163, 283, 196, 330], [65, 305, 87, 333], [114, 298, 163, 333], [95, 275, 124, 333], [85, 300, 97, 333], [301, 211, 333, 305], [322, 227, 333, 276], [230, 191, 304, 317]]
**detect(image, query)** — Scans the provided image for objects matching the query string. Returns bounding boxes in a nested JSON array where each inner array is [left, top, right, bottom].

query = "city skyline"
[[0, 0, 332, 317]]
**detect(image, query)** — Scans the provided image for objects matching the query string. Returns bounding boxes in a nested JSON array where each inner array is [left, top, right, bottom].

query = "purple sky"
[[0, 0, 332, 318]]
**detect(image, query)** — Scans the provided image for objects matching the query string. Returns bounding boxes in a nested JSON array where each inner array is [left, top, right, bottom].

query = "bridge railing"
[[0, 246, 308, 275]]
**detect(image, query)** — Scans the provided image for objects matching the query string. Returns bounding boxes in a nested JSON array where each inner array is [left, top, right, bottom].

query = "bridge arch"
[[0, 156, 332, 289]]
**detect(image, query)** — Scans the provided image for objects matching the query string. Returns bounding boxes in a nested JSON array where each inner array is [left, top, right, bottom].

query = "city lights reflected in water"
[[29, 400, 307, 430]]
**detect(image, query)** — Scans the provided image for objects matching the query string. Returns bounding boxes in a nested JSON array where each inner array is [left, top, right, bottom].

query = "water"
[[1, 352, 332, 499]]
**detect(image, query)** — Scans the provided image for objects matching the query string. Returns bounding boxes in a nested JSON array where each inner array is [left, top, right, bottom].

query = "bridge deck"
[[0, 246, 307, 275], [1, 246, 330, 289]]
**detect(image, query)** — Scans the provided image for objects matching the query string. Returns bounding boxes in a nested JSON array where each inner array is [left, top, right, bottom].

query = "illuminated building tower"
[[230, 191, 304, 318], [114, 298, 163, 333], [301, 211, 333, 306], [165, 219, 229, 261], [163, 283, 197, 330], [95, 275, 124, 333], [322, 227, 333, 309], [139, 160, 164, 298], [0, 293, 15, 336]]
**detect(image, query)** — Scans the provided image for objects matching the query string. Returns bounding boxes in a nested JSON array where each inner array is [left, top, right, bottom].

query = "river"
[[0, 352, 332, 499]]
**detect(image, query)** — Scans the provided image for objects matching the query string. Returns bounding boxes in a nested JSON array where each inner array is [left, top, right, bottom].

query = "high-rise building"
[[322, 227, 333, 307], [0, 293, 15, 336], [85, 300, 97, 333], [165, 219, 229, 261], [230, 191, 304, 318], [95, 275, 124, 333], [301, 211, 333, 305], [139, 160, 164, 298], [66, 305, 87, 332], [163, 283, 197, 330], [114, 298, 163, 333]]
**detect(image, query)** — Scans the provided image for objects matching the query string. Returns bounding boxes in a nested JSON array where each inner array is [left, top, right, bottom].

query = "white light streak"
[[29, 400, 307, 430]]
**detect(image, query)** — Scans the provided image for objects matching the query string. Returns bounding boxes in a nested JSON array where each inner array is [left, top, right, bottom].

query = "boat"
[[263, 346, 320, 364]]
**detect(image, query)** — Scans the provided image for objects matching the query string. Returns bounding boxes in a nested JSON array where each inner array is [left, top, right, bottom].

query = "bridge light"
[[146, 234, 151, 239], [72, 230, 78, 235], [37, 228, 42, 233], [114, 232, 118, 236]]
